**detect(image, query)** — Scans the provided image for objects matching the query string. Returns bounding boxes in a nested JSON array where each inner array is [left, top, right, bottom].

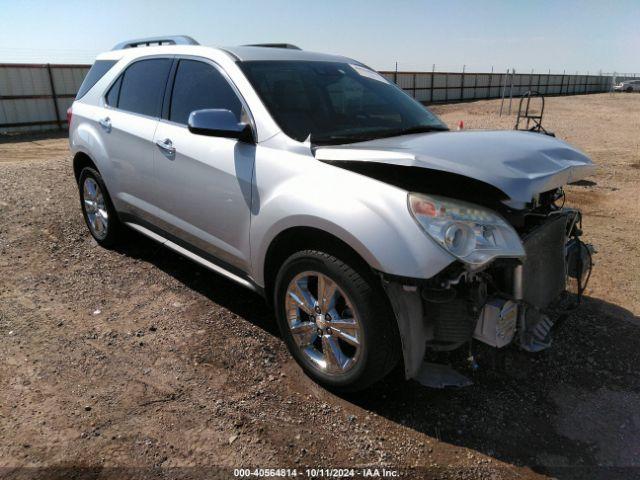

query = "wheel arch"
[[73, 151, 99, 183], [262, 226, 377, 305]]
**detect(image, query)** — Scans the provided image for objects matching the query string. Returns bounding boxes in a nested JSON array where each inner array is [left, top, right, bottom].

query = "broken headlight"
[[408, 193, 525, 267]]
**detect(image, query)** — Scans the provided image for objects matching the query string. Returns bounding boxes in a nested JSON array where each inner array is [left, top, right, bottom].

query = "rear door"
[[101, 57, 173, 220], [152, 58, 256, 272]]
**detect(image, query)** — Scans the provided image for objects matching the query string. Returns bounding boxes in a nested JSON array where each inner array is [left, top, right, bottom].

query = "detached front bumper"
[[382, 209, 594, 385]]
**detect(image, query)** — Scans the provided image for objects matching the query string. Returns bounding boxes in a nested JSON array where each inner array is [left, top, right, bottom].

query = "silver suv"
[[69, 36, 595, 391]]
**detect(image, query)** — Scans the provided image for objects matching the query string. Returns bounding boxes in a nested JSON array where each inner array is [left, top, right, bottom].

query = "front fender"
[[250, 152, 454, 287]]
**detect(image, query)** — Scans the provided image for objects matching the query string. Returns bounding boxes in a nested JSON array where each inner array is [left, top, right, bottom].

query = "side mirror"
[[188, 109, 254, 143]]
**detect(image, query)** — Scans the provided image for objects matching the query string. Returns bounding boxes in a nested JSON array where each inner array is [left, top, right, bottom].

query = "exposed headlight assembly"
[[408, 193, 525, 267]]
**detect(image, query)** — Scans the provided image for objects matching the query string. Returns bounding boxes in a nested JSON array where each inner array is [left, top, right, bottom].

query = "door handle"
[[98, 117, 111, 132], [155, 138, 176, 155]]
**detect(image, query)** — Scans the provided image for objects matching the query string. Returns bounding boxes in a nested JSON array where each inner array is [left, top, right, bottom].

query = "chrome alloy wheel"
[[285, 271, 363, 376], [83, 177, 109, 240]]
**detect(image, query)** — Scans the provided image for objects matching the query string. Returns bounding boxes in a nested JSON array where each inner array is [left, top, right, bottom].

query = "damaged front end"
[[314, 129, 597, 387], [382, 195, 595, 388]]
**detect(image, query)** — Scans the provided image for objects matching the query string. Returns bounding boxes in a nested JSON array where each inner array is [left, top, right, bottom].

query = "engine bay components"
[[385, 205, 596, 389], [473, 298, 518, 348]]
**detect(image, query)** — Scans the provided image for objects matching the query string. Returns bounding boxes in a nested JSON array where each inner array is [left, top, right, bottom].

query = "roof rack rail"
[[244, 43, 301, 50], [112, 35, 199, 51]]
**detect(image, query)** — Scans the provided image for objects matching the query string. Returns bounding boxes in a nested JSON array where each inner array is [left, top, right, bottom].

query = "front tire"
[[78, 167, 122, 247], [274, 250, 400, 392]]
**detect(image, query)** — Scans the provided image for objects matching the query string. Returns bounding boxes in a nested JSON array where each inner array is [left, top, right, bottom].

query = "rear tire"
[[78, 167, 123, 248], [274, 250, 400, 392]]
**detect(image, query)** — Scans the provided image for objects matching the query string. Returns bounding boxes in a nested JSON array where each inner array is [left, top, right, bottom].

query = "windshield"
[[239, 61, 448, 144]]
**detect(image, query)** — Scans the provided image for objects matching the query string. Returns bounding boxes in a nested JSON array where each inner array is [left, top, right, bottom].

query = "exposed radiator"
[[521, 214, 568, 308]]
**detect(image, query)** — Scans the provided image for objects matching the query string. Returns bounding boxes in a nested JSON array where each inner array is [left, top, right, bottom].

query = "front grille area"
[[521, 214, 568, 308], [429, 298, 477, 350]]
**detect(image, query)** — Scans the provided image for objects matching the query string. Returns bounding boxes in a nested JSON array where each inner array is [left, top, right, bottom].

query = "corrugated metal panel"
[[0, 62, 633, 134], [447, 73, 462, 88], [0, 63, 90, 133], [432, 73, 447, 88], [415, 73, 431, 89], [395, 73, 414, 89], [51, 66, 87, 96]]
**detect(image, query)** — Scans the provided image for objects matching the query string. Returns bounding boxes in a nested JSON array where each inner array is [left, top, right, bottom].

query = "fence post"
[[568, 74, 572, 94], [473, 71, 478, 98], [499, 68, 509, 116], [560, 70, 565, 95], [429, 64, 435, 103], [460, 65, 465, 101], [508, 68, 515, 115], [546, 69, 550, 95], [444, 71, 448, 103], [584, 72, 588, 94], [487, 66, 493, 99], [412, 72, 416, 99], [46, 63, 62, 131]]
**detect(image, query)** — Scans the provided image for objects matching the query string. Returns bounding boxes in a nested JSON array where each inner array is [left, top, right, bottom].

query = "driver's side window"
[[169, 60, 244, 125]]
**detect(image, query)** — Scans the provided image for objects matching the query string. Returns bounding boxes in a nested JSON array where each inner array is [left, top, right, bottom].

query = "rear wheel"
[[274, 250, 400, 391], [78, 167, 122, 247]]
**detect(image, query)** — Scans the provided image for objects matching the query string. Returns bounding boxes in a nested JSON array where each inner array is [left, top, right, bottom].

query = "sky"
[[0, 0, 638, 74]]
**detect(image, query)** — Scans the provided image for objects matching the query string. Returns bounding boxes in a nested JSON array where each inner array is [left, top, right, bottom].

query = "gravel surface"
[[0, 93, 639, 479]]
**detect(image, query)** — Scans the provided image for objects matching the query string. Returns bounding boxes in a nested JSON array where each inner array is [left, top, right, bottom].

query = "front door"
[[152, 59, 255, 272]]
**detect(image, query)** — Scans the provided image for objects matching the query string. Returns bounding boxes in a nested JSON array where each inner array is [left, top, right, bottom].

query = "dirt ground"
[[0, 93, 639, 480]]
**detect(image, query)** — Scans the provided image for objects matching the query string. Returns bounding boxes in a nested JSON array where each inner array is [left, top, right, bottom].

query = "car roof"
[[96, 44, 359, 65]]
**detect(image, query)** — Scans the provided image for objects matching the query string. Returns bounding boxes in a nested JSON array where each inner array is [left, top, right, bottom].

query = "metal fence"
[[0, 63, 89, 133], [378, 70, 637, 103], [0, 62, 636, 134]]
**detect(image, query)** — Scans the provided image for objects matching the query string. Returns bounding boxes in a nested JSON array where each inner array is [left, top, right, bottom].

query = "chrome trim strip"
[[125, 222, 257, 291]]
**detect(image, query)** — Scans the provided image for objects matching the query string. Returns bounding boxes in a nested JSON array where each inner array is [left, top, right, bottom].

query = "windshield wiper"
[[387, 125, 449, 137], [310, 134, 380, 146], [311, 125, 449, 146]]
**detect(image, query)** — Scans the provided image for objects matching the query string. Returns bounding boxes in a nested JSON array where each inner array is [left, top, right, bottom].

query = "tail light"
[[66, 107, 73, 128]]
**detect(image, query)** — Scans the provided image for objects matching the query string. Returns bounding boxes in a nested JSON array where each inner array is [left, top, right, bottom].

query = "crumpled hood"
[[315, 130, 595, 206]]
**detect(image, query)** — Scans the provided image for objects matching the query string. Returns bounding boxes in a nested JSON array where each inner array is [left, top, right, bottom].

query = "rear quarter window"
[[105, 75, 122, 107], [76, 60, 117, 99]]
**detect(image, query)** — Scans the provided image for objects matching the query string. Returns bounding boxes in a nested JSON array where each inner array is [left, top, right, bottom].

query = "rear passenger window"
[[169, 60, 242, 125], [117, 58, 172, 117]]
